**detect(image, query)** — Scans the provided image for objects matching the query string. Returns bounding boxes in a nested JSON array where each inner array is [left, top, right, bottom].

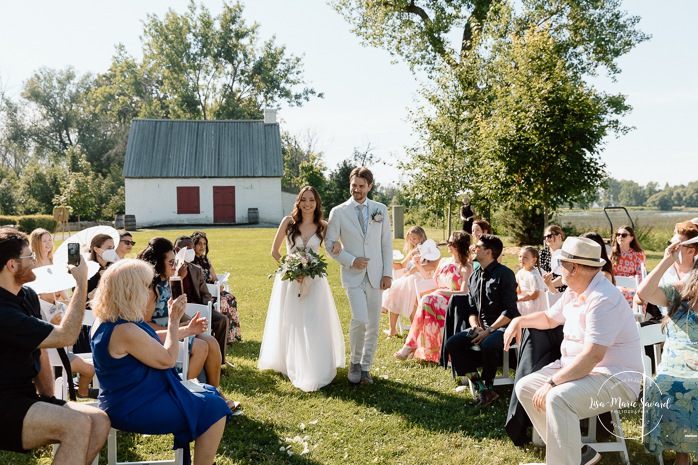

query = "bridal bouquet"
[[269, 248, 328, 284]]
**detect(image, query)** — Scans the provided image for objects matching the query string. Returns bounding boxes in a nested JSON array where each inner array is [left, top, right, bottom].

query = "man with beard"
[[0, 228, 110, 464]]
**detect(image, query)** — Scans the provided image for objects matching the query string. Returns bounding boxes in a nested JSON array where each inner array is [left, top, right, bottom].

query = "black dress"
[[460, 204, 474, 233]]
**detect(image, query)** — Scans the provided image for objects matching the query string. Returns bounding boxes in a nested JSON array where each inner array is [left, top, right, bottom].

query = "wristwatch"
[[547, 377, 557, 387]]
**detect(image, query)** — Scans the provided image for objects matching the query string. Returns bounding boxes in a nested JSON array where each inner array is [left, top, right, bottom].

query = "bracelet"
[[547, 377, 557, 387]]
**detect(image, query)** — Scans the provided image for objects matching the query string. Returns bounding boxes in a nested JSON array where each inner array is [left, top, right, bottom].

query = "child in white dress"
[[516, 246, 547, 316]]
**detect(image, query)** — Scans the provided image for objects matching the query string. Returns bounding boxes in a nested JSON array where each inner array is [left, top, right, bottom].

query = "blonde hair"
[[29, 228, 53, 263], [92, 259, 154, 323], [403, 226, 428, 254]]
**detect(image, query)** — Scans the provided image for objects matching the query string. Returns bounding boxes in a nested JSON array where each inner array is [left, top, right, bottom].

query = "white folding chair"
[[206, 282, 221, 316], [185, 302, 213, 336], [639, 322, 666, 465], [616, 275, 643, 319], [465, 343, 519, 397], [577, 325, 641, 465], [545, 290, 563, 310]]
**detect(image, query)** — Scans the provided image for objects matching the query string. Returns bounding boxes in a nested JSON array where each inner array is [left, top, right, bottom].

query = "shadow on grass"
[[219, 413, 323, 465], [227, 339, 262, 362], [318, 368, 515, 441]]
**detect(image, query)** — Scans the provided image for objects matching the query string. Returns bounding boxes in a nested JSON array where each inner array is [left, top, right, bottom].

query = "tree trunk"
[[447, 204, 452, 238]]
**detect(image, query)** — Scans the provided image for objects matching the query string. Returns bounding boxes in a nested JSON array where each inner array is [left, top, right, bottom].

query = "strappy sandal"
[[393, 347, 414, 360], [226, 399, 243, 416]]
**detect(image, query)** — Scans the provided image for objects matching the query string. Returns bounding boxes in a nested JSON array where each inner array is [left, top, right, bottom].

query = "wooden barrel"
[[247, 208, 259, 224], [124, 214, 137, 231], [114, 214, 125, 229]]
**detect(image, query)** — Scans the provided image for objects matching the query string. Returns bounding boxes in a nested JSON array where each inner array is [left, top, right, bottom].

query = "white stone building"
[[123, 111, 284, 227]]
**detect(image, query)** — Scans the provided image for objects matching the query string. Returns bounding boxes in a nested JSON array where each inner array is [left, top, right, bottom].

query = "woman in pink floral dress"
[[393, 231, 473, 363], [610, 224, 646, 306]]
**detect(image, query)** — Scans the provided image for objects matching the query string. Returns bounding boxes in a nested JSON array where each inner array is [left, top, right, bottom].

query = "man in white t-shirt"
[[504, 237, 643, 465]]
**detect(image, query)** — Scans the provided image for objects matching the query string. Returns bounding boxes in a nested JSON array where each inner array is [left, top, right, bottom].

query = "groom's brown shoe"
[[348, 363, 362, 384]]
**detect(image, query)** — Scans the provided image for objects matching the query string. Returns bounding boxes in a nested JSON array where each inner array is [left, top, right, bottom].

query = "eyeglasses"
[[544, 233, 559, 240], [121, 240, 136, 246], [167, 259, 176, 266], [616, 233, 630, 238], [17, 252, 36, 261]]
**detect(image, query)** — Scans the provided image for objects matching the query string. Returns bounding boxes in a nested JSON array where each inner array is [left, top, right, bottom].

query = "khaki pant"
[[515, 366, 637, 465]]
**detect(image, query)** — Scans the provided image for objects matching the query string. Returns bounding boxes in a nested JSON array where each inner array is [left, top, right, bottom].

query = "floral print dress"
[[613, 249, 646, 307], [192, 255, 242, 343], [643, 285, 698, 454], [405, 257, 463, 363]]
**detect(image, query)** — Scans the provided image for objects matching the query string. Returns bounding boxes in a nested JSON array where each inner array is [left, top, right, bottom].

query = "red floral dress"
[[405, 258, 464, 363], [613, 249, 646, 307]]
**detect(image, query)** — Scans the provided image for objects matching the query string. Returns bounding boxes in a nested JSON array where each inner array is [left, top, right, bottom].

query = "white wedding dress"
[[258, 233, 345, 392]]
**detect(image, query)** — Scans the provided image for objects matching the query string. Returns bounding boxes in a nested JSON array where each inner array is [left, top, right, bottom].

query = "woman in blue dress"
[[637, 229, 698, 465], [91, 259, 231, 465]]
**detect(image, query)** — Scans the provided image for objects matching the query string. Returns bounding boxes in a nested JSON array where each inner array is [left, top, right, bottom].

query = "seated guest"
[[637, 238, 698, 465], [393, 231, 472, 363], [505, 237, 643, 465], [138, 238, 223, 387], [515, 246, 547, 316], [90, 259, 230, 465], [191, 231, 241, 343], [611, 224, 646, 309], [29, 228, 69, 302], [382, 227, 440, 338], [0, 228, 109, 462], [580, 232, 615, 284], [38, 297, 97, 399], [87, 233, 119, 299], [115, 231, 135, 260], [174, 236, 230, 363], [443, 234, 519, 407], [29, 228, 55, 268], [539, 224, 567, 293], [659, 221, 698, 287], [471, 219, 491, 240]]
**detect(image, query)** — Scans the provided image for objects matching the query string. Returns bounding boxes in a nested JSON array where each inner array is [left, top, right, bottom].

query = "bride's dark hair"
[[287, 186, 324, 244]]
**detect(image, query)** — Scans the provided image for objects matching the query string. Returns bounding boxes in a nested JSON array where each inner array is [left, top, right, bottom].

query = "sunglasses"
[[616, 233, 630, 238], [121, 240, 136, 246], [543, 233, 559, 240]]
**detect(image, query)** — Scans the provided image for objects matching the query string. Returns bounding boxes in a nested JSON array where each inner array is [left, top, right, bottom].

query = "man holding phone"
[[0, 228, 110, 463]]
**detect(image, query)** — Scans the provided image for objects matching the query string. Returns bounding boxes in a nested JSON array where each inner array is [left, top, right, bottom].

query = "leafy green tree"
[[281, 131, 325, 191], [139, 1, 320, 120], [646, 191, 673, 211], [0, 168, 19, 215], [333, 0, 648, 237], [617, 180, 646, 206], [17, 161, 67, 215]]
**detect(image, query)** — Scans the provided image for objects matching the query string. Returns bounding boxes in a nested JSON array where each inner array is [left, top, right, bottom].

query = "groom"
[[326, 167, 393, 385]]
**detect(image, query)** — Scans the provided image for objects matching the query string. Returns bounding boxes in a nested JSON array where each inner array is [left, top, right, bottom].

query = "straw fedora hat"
[[418, 239, 441, 261], [559, 237, 606, 268]]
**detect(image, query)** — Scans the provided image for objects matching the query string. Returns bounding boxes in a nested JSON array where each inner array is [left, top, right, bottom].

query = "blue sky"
[[1, 0, 695, 188]]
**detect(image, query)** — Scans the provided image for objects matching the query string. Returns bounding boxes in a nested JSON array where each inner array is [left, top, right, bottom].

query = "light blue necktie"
[[356, 204, 367, 235]]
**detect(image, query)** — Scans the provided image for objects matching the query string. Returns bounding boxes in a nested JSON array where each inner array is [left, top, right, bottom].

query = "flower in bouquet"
[[268, 248, 328, 282]]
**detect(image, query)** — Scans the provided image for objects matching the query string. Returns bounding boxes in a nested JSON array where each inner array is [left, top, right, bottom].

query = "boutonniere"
[[370, 209, 384, 224]]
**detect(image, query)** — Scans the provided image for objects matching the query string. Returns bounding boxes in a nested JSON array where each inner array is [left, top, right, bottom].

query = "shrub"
[[0, 215, 19, 227], [16, 215, 58, 233]]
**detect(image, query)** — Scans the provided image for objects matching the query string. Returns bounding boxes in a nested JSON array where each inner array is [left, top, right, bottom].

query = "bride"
[[258, 186, 345, 391]]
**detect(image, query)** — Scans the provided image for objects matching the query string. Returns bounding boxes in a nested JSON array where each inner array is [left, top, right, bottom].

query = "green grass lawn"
[[1, 227, 678, 464]]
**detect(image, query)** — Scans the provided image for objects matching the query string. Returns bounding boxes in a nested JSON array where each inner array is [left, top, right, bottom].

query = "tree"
[[139, 1, 320, 120], [281, 131, 326, 191], [333, 0, 648, 236]]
